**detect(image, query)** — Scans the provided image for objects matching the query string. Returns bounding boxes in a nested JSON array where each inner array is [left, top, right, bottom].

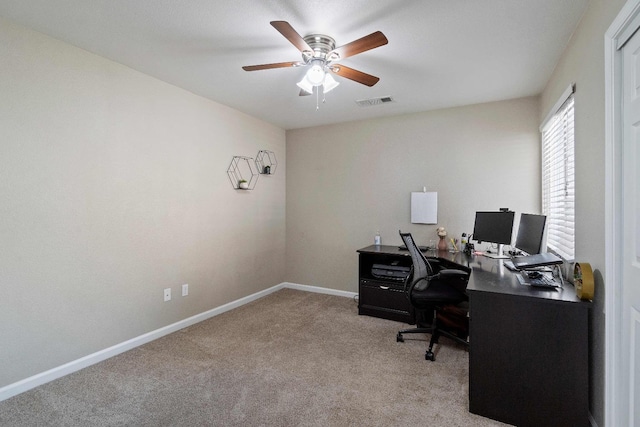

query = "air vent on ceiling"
[[355, 96, 395, 107]]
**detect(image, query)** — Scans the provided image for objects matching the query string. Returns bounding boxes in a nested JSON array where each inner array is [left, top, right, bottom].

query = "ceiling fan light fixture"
[[322, 73, 340, 93], [296, 77, 314, 94], [305, 61, 326, 86]]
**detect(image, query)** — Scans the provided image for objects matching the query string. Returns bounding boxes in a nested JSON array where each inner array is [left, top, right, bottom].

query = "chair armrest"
[[438, 269, 469, 279], [435, 269, 469, 294]]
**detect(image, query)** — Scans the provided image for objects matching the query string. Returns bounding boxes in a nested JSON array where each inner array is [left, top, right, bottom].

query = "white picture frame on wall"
[[411, 192, 437, 224]]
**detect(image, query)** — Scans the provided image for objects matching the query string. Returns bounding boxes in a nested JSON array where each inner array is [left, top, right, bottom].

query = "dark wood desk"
[[357, 245, 415, 323], [356, 245, 470, 323], [465, 255, 590, 427], [356, 246, 590, 427]]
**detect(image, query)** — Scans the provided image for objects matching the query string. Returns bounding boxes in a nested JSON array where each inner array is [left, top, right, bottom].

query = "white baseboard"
[[282, 282, 358, 299], [0, 282, 354, 402]]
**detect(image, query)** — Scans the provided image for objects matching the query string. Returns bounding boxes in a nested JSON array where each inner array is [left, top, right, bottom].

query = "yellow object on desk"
[[574, 262, 594, 300]]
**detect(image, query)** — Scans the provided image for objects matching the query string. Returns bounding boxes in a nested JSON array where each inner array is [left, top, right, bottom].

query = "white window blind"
[[541, 88, 575, 261]]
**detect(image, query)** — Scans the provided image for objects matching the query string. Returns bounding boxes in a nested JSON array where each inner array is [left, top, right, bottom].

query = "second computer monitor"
[[472, 211, 515, 258], [514, 213, 547, 255]]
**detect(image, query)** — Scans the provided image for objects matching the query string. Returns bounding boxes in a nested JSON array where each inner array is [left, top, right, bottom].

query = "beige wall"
[[0, 17, 286, 388], [540, 0, 627, 424], [286, 97, 540, 292]]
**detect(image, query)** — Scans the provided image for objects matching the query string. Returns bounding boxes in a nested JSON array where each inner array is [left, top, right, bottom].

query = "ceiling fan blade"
[[271, 21, 312, 53], [242, 61, 300, 71], [329, 31, 388, 60], [299, 89, 312, 96], [330, 65, 380, 87]]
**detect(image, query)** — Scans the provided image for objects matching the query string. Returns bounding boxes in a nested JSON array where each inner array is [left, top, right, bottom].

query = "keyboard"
[[398, 245, 429, 251], [516, 273, 559, 288], [529, 275, 557, 288]]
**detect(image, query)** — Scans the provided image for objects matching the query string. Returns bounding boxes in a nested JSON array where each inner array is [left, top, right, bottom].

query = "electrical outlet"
[[164, 288, 171, 302], [182, 284, 189, 296]]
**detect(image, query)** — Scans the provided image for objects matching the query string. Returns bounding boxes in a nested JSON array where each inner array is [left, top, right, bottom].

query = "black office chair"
[[397, 231, 471, 361]]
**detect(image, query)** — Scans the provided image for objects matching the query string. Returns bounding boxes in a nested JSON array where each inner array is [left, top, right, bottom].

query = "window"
[[541, 85, 575, 260]]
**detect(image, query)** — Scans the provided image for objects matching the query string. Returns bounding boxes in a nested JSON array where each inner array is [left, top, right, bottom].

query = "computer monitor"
[[514, 213, 547, 255], [472, 210, 515, 259]]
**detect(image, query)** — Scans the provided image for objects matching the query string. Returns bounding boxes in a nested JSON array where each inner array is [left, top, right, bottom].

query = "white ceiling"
[[0, 0, 589, 130]]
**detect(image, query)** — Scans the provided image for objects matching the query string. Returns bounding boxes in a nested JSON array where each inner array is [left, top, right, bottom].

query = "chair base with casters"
[[397, 231, 471, 361], [397, 302, 469, 361]]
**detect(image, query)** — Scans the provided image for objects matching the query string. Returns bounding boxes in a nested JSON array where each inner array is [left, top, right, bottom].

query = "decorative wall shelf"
[[255, 150, 278, 175], [227, 156, 259, 190]]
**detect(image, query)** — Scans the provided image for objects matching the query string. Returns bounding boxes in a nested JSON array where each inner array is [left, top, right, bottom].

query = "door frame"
[[605, 1, 640, 425]]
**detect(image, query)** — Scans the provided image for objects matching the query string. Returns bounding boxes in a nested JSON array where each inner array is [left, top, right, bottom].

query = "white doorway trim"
[[605, 1, 640, 426]]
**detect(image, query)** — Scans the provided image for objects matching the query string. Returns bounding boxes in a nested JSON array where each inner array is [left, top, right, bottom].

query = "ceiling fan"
[[242, 21, 388, 97]]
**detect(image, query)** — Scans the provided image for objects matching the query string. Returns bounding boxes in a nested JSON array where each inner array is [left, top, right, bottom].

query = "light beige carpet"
[[0, 288, 509, 426]]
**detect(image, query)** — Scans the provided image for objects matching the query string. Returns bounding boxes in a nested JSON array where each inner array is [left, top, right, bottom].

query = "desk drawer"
[[358, 279, 414, 323]]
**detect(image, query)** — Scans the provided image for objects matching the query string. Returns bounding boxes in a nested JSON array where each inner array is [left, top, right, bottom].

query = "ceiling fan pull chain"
[[316, 88, 319, 110]]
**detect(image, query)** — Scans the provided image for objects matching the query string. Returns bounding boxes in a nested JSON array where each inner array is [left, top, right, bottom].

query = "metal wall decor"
[[227, 156, 259, 190], [256, 150, 277, 175]]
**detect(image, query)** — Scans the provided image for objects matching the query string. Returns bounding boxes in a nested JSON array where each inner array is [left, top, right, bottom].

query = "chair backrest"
[[399, 231, 433, 280]]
